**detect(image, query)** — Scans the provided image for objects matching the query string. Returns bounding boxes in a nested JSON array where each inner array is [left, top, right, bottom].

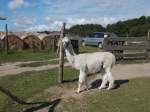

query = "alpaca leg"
[[77, 82, 82, 93], [85, 79, 89, 91], [99, 74, 108, 90], [77, 71, 86, 93], [106, 68, 114, 90]]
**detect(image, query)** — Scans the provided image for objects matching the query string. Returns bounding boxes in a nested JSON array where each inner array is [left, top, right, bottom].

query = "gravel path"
[[0, 59, 69, 77], [112, 63, 150, 80], [0, 60, 150, 80]]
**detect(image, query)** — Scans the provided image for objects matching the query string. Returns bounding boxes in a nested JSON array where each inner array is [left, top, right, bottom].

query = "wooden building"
[[23, 34, 42, 50], [42, 33, 60, 51], [1, 34, 23, 50]]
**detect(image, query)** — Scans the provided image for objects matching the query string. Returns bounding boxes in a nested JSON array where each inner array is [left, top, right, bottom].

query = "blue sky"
[[0, 0, 150, 31]]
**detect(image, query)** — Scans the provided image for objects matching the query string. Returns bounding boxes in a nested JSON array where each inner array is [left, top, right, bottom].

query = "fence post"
[[103, 36, 109, 51], [147, 29, 150, 60], [58, 23, 65, 83], [5, 24, 9, 54]]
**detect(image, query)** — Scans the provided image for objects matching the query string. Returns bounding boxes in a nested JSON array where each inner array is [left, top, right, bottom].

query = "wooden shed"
[[2, 34, 23, 50], [42, 33, 60, 51], [23, 35, 42, 50]]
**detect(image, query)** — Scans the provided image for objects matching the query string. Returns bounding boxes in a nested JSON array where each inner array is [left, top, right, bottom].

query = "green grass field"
[[18, 59, 68, 67], [0, 49, 57, 63], [0, 46, 100, 64], [0, 67, 78, 112], [0, 66, 150, 112], [0, 46, 150, 112], [59, 78, 150, 112]]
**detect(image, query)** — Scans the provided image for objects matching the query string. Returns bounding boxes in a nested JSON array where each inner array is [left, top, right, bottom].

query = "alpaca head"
[[62, 37, 71, 49]]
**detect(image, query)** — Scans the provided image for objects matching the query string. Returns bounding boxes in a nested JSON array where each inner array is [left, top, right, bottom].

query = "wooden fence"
[[103, 36, 150, 60]]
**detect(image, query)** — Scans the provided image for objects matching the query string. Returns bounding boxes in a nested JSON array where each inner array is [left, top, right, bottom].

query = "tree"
[[107, 16, 150, 37], [67, 24, 106, 37]]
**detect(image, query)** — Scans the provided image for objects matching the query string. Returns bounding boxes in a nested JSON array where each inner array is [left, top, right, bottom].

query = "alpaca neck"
[[65, 45, 76, 66]]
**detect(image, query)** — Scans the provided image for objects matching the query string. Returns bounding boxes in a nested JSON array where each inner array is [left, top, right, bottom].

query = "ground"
[[1, 60, 150, 79], [0, 46, 150, 112]]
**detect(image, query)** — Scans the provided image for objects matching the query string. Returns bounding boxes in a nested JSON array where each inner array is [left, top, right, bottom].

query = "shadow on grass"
[[63, 77, 78, 83], [114, 79, 129, 89], [23, 99, 61, 112], [0, 85, 61, 112], [90, 79, 129, 90]]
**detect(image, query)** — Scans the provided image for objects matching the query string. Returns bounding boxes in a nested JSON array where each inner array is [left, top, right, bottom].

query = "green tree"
[[107, 16, 150, 37], [67, 24, 106, 37]]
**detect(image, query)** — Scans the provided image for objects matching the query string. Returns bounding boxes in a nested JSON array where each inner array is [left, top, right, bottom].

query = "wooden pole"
[[148, 29, 150, 38], [5, 24, 8, 54], [147, 29, 150, 60], [58, 23, 66, 83]]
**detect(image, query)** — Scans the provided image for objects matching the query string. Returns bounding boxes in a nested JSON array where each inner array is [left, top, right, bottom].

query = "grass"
[[0, 46, 99, 64], [16, 45, 100, 67], [0, 49, 57, 63], [0, 67, 78, 112], [0, 46, 148, 65], [59, 77, 150, 112], [18, 59, 68, 67], [0, 46, 150, 112], [0, 66, 150, 112]]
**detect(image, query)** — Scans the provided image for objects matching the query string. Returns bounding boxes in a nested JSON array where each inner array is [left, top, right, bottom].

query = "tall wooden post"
[[147, 29, 150, 60], [5, 24, 9, 54], [148, 29, 150, 38], [58, 23, 65, 83]]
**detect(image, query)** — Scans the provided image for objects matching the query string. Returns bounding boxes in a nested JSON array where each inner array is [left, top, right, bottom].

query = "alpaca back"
[[73, 52, 115, 73]]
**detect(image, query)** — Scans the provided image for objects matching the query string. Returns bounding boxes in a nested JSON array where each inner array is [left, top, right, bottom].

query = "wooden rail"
[[103, 36, 150, 60]]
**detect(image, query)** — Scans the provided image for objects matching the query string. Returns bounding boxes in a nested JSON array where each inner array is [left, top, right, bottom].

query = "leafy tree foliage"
[[67, 24, 106, 37], [107, 16, 150, 37], [67, 16, 150, 37]]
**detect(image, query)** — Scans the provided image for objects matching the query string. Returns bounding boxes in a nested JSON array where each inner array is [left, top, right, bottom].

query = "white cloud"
[[14, 14, 36, 27], [45, 16, 51, 21], [25, 24, 50, 31], [8, 0, 28, 10], [25, 16, 118, 31], [66, 17, 118, 28], [25, 21, 63, 31]]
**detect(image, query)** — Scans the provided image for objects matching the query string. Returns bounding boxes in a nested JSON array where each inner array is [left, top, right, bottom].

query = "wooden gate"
[[103, 36, 150, 60]]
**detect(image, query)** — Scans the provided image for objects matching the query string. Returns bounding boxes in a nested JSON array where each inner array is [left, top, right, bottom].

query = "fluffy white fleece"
[[62, 37, 115, 93]]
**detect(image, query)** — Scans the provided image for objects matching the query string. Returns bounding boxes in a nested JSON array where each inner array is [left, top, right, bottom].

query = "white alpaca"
[[61, 37, 116, 93]]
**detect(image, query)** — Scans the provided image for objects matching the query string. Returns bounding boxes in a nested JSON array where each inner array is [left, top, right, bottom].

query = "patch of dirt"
[[112, 63, 150, 80], [45, 85, 84, 100], [0, 59, 69, 77]]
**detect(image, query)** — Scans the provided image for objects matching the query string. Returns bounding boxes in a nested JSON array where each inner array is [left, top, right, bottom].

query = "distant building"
[[42, 33, 60, 50], [1, 34, 23, 50], [0, 31, 61, 50], [23, 34, 42, 50]]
